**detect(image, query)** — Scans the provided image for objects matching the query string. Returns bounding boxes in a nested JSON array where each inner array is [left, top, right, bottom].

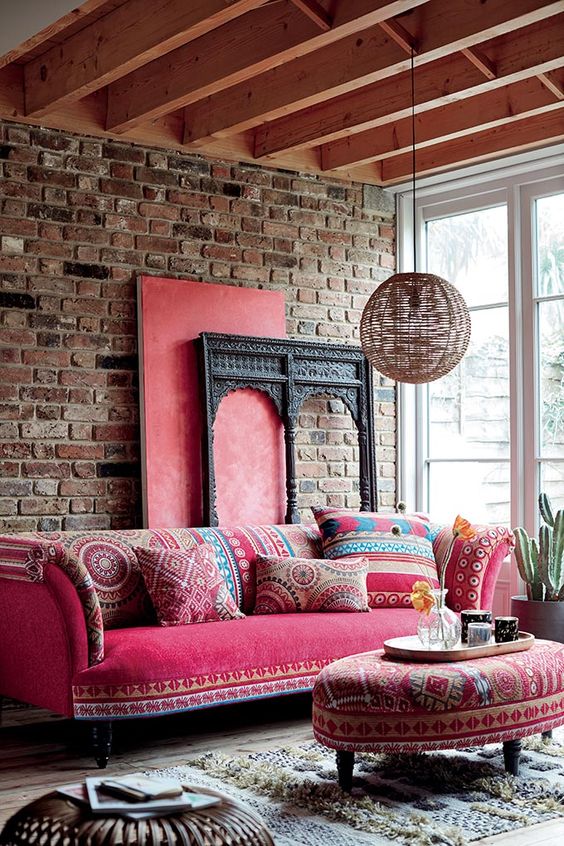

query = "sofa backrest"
[[27, 524, 322, 628]]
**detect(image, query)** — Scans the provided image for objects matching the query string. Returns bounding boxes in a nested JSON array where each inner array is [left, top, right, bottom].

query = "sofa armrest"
[[432, 525, 515, 612], [0, 536, 104, 666]]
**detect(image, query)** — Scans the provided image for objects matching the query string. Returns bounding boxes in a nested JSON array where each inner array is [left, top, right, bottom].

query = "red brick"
[[22, 461, 71, 478], [93, 423, 137, 441], [0, 365, 32, 384], [55, 444, 104, 459], [136, 235, 177, 253]]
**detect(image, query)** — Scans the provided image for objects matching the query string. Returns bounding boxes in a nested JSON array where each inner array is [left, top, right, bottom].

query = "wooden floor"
[[1, 699, 563, 845]]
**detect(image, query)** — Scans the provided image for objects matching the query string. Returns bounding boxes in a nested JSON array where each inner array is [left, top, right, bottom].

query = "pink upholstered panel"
[[138, 276, 286, 527], [0, 566, 89, 716], [214, 389, 286, 525], [72, 608, 420, 718]]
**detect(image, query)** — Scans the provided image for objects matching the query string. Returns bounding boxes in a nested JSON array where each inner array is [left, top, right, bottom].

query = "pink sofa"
[[0, 521, 513, 766]]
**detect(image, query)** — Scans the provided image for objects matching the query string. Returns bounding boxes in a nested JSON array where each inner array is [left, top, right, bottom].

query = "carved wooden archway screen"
[[198, 332, 378, 526]]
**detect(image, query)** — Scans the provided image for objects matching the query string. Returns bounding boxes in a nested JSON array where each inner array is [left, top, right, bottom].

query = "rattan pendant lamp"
[[360, 52, 471, 384]]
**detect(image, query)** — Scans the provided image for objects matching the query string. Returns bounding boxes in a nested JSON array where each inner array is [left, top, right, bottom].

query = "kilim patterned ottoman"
[[312, 640, 564, 790]]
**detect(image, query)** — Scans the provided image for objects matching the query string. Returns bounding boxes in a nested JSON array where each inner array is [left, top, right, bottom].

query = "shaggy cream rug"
[[155, 729, 564, 846]]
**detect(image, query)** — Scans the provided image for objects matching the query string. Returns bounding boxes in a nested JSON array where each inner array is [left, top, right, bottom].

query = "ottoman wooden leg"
[[503, 739, 522, 776], [336, 750, 355, 792], [542, 729, 553, 741]]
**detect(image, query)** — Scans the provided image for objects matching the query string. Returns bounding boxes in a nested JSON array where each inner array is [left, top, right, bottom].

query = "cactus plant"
[[513, 493, 564, 601]]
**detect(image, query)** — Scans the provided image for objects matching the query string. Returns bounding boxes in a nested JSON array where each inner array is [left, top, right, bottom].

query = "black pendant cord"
[[411, 48, 417, 273]]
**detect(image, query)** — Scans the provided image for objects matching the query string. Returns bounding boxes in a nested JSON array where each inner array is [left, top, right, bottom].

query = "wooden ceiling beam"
[[107, 0, 429, 133], [183, 0, 562, 148], [378, 19, 418, 54], [321, 74, 563, 169], [23, 0, 270, 117], [0, 0, 114, 70], [538, 70, 564, 100], [461, 46, 497, 80], [380, 106, 564, 183], [254, 13, 564, 157], [289, 0, 332, 31]]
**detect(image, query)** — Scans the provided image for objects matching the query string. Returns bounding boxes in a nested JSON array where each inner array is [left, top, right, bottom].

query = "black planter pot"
[[510, 595, 564, 643]]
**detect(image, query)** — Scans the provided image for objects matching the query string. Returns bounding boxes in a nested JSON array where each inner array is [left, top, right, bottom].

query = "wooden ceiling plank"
[[23, 0, 270, 117], [0, 0, 114, 70], [322, 75, 561, 169], [461, 46, 496, 80], [380, 106, 564, 182], [254, 13, 564, 157], [290, 0, 332, 31], [378, 19, 417, 54], [184, 0, 563, 147], [107, 0, 430, 133], [537, 71, 564, 100]]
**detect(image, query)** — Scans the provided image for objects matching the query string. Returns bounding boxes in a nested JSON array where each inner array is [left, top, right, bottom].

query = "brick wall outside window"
[[0, 121, 397, 531]]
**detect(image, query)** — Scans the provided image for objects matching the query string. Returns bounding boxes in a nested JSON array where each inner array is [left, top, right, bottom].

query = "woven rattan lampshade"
[[360, 271, 471, 384]]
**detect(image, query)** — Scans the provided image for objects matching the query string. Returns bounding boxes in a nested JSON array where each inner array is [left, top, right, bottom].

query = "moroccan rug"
[[154, 729, 564, 846]]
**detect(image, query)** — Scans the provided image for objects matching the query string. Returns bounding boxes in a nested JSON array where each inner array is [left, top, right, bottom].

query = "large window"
[[399, 167, 564, 558]]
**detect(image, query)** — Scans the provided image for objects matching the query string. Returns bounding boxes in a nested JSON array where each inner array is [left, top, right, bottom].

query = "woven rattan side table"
[[0, 786, 274, 846]]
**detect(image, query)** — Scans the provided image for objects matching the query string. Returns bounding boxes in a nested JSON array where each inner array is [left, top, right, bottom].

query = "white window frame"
[[396, 159, 564, 546]]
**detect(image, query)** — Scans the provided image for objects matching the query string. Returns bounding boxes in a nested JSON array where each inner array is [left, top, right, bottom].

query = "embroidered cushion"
[[254, 556, 370, 614], [432, 523, 516, 612], [311, 506, 439, 608], [134, 545, 245, 626]]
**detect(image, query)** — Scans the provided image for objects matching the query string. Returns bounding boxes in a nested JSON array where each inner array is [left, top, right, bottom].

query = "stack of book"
[[57, 773, 221, 820]]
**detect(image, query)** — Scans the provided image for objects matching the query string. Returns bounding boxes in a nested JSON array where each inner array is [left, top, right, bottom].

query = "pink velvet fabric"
[[73, 609, 420, 718], [0, 565, 89, 716]]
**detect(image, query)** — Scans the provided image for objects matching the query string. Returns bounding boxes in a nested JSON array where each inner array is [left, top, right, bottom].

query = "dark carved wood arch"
[[198, 332, 378, 526]]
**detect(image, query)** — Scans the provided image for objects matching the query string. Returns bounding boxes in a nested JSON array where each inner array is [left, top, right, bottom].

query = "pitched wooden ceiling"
[[1, 0, 563, 185]]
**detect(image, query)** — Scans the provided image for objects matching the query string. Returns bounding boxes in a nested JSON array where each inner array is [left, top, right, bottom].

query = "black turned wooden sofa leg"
[[91, 720, 113, 769], [336, 750, 355, 792], [503, 739, 522, 775]]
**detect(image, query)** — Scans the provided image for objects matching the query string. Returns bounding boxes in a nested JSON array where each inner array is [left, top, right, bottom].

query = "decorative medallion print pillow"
[[311, 506, 439, 608], [134, 545, 245, 626], [432, 523, 515, 612], [254, 555, 370, 614]]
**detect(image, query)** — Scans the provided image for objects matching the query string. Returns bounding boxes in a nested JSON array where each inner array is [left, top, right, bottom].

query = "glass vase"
[[417, 589, 461, 650]]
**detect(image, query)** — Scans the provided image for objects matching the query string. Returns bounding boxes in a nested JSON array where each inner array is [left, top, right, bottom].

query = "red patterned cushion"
[[254, 556, 369, 614], [135, 545, 245, 627], [312, 506, 438, 608], [433, 524, 516, 612]]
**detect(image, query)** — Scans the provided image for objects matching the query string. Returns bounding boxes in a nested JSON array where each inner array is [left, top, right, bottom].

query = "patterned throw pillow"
[[311, 506, 439, 608], [432, 523, 515, 612], [134, 545, 245, 626], [254, 555, 370, 614]]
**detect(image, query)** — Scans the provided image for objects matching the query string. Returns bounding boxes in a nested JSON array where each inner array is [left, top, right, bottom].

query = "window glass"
[[536, 194, 564, 297], [428, 461, 510, 525], [426, 206, 508, 307], [538, 299, 564, 459], [428, 307, 509, 459], [539, 461, 564, 512]]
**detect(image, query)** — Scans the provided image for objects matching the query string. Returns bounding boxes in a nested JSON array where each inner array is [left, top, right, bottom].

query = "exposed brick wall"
[[0, 121, 396, 531]]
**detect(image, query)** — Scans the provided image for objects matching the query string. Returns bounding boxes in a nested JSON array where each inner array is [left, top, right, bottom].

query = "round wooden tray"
[[383, 631, 535, 662]]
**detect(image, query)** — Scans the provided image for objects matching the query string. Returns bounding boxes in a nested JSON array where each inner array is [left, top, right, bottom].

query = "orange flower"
[[411, 580, 435, 615], [452, 515, 475, 541]]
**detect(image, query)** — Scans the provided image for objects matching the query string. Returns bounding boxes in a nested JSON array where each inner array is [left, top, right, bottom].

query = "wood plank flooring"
[[1, 699, 563, 844]]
